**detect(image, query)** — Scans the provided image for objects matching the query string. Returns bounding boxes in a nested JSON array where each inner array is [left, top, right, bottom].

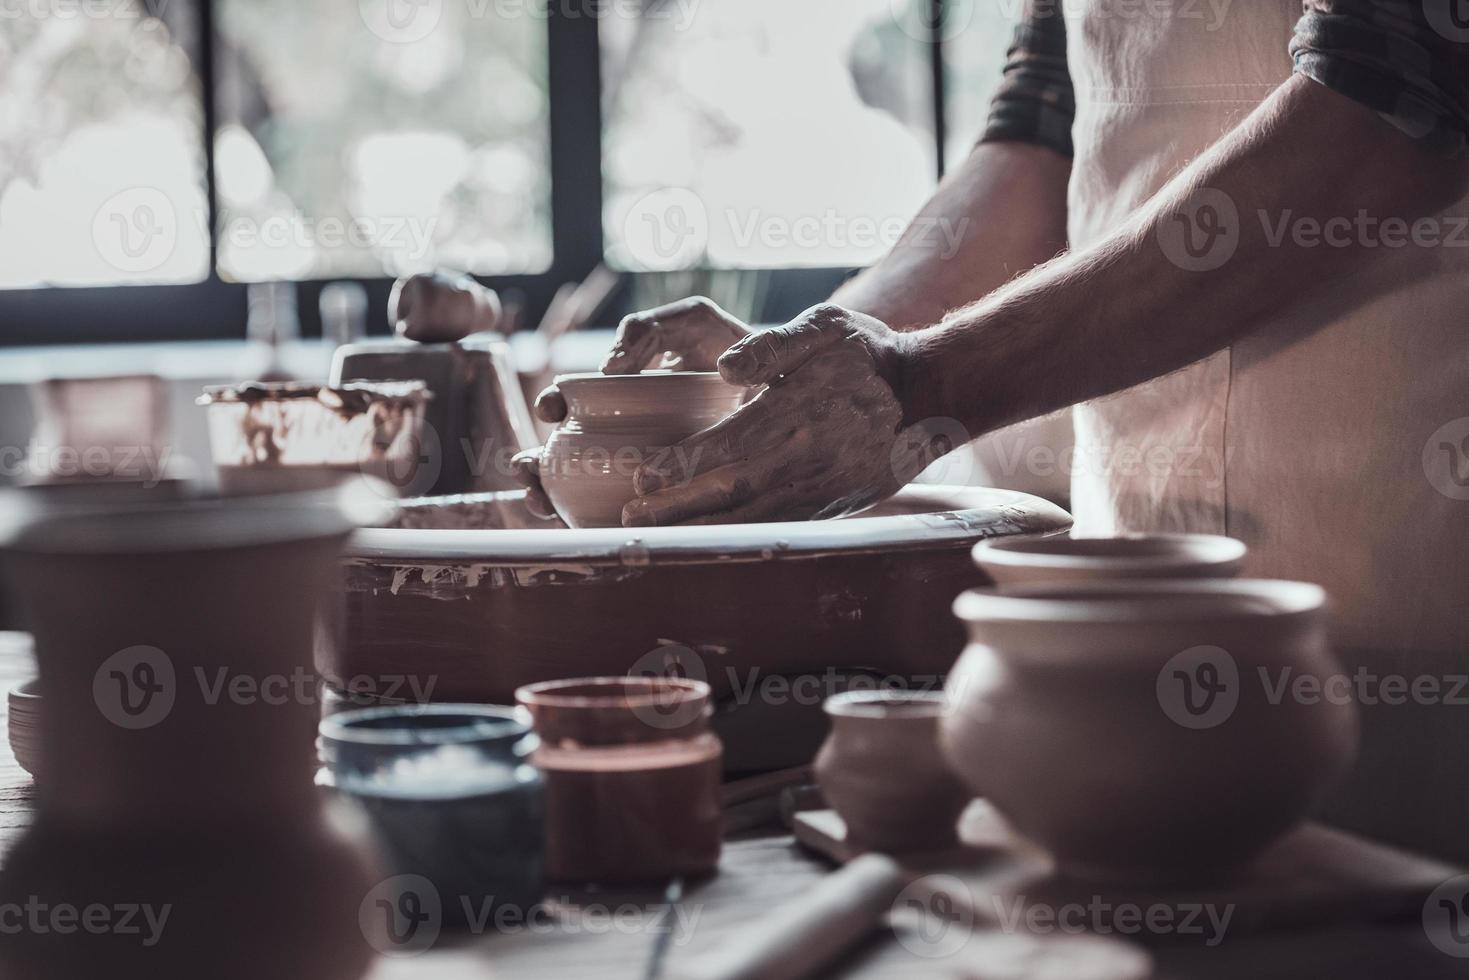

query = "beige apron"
[[1065, 0, 1469, 861]]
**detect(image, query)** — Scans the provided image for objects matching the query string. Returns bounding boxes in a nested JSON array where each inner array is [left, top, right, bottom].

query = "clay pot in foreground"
[[814, 690, 972, 853], [942, 579, 1357, 882], [973, 533, 1246, 587], [0, 481, 390, 979], [516, 676, 723, 884], [538, 371, 744, 528]]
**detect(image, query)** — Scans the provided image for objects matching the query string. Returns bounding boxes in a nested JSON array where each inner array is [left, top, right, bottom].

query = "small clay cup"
[[515, 676, 723, 883], [814, 690, 972, 853], [943, 579, 1357, 882], [538, 371, 744, 528], [973, 534, 1246, 587], [7, 680, 41, 778]]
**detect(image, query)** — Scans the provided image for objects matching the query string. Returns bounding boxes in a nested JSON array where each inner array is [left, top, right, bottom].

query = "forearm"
[[904, 74, 1469, 433], [831, 141, 1070, 330]]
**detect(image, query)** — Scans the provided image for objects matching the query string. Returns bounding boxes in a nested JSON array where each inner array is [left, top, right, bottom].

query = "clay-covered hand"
[[508, 448, 560, 523], [621, 305, 950, 527], [388, 270, 501, 343], [513, 297, 753, 520]]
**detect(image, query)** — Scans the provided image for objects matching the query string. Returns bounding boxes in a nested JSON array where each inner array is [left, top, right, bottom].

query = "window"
[[214, 0, 552, 281], [0, 1, 1017, 341], [0, 1, 209, 288], [602, 0, 937, 270]]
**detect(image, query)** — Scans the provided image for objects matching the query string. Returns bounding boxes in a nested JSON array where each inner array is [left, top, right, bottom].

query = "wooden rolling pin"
[[666, 854, 906, 980]]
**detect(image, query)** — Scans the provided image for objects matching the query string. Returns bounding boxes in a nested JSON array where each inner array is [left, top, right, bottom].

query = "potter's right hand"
[[531, 297, 753, 425]]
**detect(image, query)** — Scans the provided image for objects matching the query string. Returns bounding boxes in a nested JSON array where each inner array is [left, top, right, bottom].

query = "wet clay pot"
[[814, 691, 972, 853], [538, 371, 744, 528], [942, 580, 1358, 882], [0, 481, 390, 980], [972, 533, 1246, 587]]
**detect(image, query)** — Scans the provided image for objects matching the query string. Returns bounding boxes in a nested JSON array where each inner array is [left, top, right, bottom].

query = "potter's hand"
[[623, 305, 947, 526], [514, 297, 753, 520], [531, 296, 753, 426], [509, 448, 560, 523], [388, 271, 501, 343]]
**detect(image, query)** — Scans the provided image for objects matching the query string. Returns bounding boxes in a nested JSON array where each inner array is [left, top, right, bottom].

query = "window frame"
[[0, 0, 951, 347]]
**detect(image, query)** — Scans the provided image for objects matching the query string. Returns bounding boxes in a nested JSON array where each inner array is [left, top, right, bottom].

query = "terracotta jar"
[[538, 371, 744, 528], [515, 677, 722, 884], [814, 691, 972, 853], [973, 533, 1246, 587], [0, 481, 389, 980], [942, 579, 1357, 882]]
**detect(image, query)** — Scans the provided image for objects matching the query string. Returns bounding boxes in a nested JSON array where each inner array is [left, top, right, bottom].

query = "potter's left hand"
[[622, 305, 947, 526]]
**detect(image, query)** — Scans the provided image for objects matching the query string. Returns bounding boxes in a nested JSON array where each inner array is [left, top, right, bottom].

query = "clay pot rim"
[[954, 578, 1325, 626], [7, 679, 40, 703], [973, 533, 1246, 574], [319, 703, 529, 747], [552, 370, 734, 390], [823, 689, 945, 720], [345, 486, 1074, 563], [514, 675, 711, 709], [0, 479, 392, 554]]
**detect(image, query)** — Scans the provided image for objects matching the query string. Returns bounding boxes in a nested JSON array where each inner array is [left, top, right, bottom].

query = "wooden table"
[[0, 632, 1462, 979]]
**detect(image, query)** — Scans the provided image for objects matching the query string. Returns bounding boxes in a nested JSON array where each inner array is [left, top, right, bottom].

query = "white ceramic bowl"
[[973, 533, 1246, 586]]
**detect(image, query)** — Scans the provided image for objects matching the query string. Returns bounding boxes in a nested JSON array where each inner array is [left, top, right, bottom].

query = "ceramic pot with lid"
[[941, 579, 1357, 882], [538, 371, 744, 528]]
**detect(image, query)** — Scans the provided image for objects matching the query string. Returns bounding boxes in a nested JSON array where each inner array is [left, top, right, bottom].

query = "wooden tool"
[[665, 854, 906, 980]]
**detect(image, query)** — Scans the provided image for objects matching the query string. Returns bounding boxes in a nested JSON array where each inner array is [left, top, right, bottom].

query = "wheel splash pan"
[[321, 485, 1072, 718]]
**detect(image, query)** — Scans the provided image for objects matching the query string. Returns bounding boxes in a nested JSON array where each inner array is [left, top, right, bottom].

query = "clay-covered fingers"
[[631, 397, 795, 495], [509, 449, 558, 521], [601, 297, 752, 375], [621, 464, 755, 528], [717, 304, 866, 386], [533, 384, 567, 424]]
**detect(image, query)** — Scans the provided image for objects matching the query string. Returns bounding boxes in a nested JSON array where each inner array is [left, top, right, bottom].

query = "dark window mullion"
[[930, 0, 948, 180], [546, 6, 605, 280]]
